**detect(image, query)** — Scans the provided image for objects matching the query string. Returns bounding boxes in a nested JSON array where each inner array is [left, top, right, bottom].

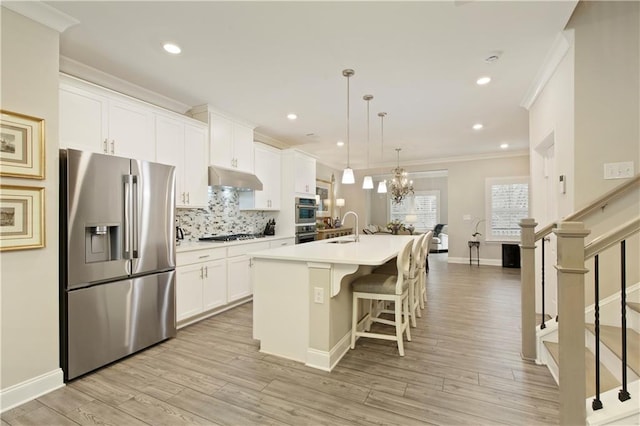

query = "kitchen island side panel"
[[252, 259, 309, 362]]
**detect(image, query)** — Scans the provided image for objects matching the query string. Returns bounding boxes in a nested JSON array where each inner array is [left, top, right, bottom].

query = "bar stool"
[[373, 233, 425, 327], [420, 231, 433, 308], [350, 239, 413, 356]]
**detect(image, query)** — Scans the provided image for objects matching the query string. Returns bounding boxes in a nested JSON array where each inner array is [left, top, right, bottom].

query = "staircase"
[[520, 175, 640, 425], [538, 288, 640, 424]]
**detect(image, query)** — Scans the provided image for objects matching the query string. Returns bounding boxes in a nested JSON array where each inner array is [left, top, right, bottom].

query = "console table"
[[468, 240, 480, 266]]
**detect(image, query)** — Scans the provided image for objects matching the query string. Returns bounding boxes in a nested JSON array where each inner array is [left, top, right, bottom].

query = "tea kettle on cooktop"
[[176, 220, 185, 244]]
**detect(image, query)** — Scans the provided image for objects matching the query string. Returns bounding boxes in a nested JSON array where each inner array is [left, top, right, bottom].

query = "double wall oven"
[[295, 197, 317, 244]]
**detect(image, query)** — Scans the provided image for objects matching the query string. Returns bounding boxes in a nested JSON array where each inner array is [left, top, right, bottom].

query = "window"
[[389, 190, 440, 232], [485, 177, 529, 241]]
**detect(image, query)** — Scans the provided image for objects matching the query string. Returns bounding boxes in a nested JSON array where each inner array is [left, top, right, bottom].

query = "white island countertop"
[[249, 234, 416, 266], [250, 233, 417, 372]]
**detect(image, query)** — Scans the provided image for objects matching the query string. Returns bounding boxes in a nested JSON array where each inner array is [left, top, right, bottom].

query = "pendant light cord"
[[346, 73, 350, 168]]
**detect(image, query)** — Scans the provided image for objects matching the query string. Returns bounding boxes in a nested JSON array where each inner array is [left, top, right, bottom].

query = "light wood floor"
[[2, 254, 560, 425]]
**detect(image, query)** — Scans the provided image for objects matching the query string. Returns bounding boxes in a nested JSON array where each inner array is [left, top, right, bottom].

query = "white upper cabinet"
[[239, 143, 281, 210], [294, 151, 316, 196], [59, 76, 154, 161], [183, 123, 209, 207], [190, 105, 255, 173], [156, 114, 208, 208]]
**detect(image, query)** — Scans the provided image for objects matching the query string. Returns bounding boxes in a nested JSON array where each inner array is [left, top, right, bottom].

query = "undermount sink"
[[327, 240, 355, 244]]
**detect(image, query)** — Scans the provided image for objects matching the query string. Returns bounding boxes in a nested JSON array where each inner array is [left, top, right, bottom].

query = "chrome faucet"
[[342, 211, 359, 242]]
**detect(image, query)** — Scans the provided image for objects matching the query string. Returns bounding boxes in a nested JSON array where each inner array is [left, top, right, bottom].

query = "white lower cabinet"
[[227, 255, 251, 302], [226, 240, 270, 303], [176, 248, 226, 323], [176, 239, 278, 324]]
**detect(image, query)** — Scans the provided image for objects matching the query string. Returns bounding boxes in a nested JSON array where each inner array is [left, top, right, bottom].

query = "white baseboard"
[[447, 257, 503, 267], [587, 380, 640, 425], [0, 368, 64, 413], [305, 332, 352, 372]]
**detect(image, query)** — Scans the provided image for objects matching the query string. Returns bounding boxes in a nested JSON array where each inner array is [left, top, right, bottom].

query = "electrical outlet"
[[314, 287, 324, 304]]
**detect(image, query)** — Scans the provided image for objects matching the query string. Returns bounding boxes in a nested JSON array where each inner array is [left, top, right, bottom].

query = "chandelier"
[[389, 148, 414, 204]]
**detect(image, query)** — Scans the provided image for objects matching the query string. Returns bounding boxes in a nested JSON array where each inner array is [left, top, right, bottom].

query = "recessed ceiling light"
[[500, 143, 509, 149], [163, 43, 181, 54], [476, 76, 491, 85], [336, 141, 344, 147], [473, 123, 483, 130], [287, 113, 297, 120]]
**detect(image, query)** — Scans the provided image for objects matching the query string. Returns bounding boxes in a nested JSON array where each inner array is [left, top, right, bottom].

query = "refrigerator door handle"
[[123, 174, 133, 259], [132, 175, 139, 259]]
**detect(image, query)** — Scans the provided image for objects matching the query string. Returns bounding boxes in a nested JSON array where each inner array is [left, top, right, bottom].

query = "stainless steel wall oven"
[[295, 197, 316, 224]]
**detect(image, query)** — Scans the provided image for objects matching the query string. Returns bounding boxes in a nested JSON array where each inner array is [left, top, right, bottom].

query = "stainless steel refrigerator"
[[60, 148, 177, 381]]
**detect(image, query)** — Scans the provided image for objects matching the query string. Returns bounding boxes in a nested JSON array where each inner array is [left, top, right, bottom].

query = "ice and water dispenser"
[[85, 224, 121, 263]]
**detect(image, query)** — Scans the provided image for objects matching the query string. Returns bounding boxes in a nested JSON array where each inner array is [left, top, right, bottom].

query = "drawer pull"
[[198, 254, 210, 259]]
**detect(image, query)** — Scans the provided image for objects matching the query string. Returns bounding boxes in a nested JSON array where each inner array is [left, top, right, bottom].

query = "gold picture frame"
[[0, 185, 45, 251], [0, 110, 45, 179], [316, 174, 335, 219]]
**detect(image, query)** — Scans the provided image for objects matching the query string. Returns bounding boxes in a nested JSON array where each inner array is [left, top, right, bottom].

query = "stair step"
[[543, 341, 620, 398], [585, 324, 640, 377], [536, 313, 553, 324], [628, 301, 640, 314]]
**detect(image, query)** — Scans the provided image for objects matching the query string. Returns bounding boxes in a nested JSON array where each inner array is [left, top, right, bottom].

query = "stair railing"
[[519, 175, 639, 424], [584, 217, 639, 411], [520, 175, 639, 361]]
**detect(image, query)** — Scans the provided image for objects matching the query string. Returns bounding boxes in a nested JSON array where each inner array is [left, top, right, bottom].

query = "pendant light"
[[341, 69, 355, 184], [362, 94, 374, 189], [377, 112, 388, 193]]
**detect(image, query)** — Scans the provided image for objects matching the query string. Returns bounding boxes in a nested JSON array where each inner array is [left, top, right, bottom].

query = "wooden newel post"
[[554, 221, 590, 426], [519, 218, 538, 361]]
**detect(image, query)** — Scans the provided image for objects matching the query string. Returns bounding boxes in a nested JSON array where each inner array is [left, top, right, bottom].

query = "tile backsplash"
[[176, 187, 277, 241]]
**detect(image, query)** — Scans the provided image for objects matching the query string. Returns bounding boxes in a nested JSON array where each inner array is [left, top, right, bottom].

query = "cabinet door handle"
[[181, 192, 185, 203], [103, 139, 108, 153], [200, 266, 204, 279], [204, 266, 208, 278], [110, 140, 115, 155], [186, 192, 190, 204]]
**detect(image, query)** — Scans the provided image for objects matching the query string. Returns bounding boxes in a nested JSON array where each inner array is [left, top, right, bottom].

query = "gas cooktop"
[[199, 233, 266, 242]]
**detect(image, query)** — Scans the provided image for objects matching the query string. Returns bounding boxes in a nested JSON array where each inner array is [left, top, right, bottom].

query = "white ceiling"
[[44, 0, 577, 170]]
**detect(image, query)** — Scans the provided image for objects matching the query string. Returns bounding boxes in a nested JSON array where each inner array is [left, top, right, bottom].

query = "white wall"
[[0, 8, 63, 409]]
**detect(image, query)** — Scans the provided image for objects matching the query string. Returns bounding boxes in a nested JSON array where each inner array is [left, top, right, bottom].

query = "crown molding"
[[60, 56, 192, 114], [2, 1, 78, 33], [253, 131, 290, 150], [520, 29, 574, 110]]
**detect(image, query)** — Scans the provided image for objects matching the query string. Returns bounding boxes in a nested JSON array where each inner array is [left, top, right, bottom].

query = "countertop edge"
[[176, 235, 295, 253]]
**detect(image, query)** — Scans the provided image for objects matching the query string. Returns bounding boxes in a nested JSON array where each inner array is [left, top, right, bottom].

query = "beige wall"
[[339, 154, 529, 263], [0, 8, 61, 394], [570, 1, 639, 208], [528, 1, 640, 304]]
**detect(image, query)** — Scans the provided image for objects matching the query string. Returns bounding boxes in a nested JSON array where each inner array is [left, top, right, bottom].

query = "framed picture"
[[316, 174, 335, 219], [0, 110, 45, 179], [0, 185, 45, 251]]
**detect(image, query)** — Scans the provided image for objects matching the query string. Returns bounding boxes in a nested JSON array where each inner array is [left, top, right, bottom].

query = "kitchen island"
[[249, 234, 416, 371]]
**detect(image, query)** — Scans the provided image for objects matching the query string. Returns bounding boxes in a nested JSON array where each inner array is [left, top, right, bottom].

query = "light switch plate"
[[604, 162, 634, 180]]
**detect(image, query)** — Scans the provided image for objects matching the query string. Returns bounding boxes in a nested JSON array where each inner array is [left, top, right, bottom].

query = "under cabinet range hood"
[[208, 166, 263, 191]]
